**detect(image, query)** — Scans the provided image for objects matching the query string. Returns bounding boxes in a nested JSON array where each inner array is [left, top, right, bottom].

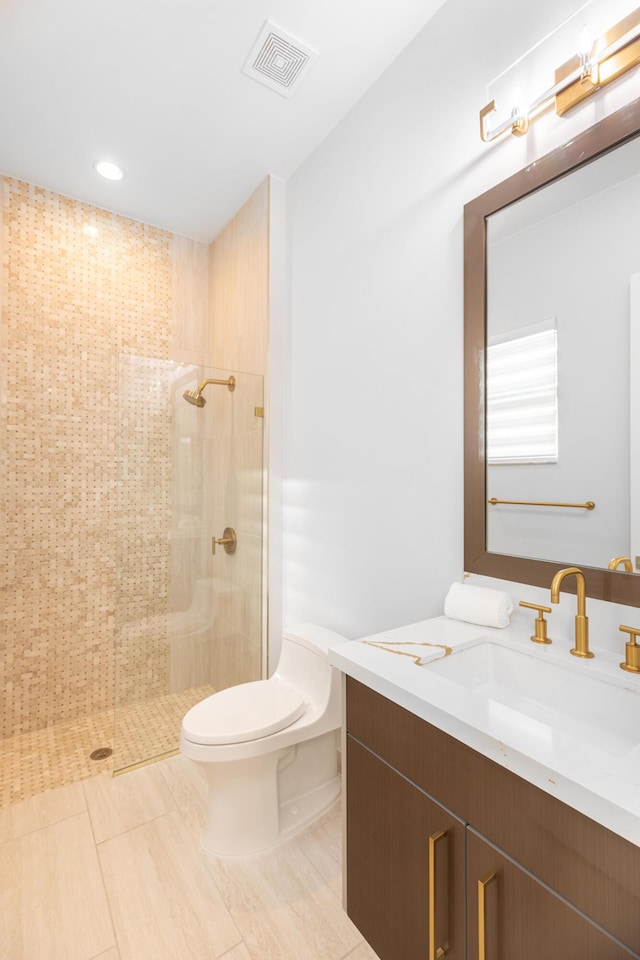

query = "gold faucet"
[[608, 557, 633, 572], [550, 567, 593, 659]]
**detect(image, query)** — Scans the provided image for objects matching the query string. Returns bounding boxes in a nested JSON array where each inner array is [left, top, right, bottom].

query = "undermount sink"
[[425, 640, 640, 757]]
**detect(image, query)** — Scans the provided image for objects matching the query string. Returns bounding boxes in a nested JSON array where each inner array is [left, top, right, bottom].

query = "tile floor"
[[0, 685, 215, 807], [0, 754, 381, 960]]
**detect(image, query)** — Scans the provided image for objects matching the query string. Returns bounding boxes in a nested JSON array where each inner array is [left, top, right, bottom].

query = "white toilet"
[[180, 622, 345, 856]]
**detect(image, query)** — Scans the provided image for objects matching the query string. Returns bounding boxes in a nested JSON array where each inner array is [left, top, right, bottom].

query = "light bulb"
[[93, 160, 125, 181]]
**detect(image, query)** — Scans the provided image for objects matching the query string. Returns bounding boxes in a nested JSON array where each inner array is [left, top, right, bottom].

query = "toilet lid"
[[182, 680, 306, 745]]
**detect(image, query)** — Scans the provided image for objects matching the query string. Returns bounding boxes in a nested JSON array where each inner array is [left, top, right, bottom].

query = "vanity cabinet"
[[345, 677, 640, 960]]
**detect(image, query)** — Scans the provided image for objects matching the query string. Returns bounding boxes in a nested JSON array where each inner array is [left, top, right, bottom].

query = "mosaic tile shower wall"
[[0, 177, 173, 739]]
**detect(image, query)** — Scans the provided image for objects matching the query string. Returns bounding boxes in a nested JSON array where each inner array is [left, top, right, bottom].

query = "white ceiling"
[[0, 0, 446, 242]]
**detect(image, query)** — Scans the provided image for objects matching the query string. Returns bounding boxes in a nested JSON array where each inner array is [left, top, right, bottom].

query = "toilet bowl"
[[180, 623, 345, 856]]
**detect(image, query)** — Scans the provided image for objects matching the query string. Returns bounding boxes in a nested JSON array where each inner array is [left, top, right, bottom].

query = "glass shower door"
[[115, 356, 264, 772]]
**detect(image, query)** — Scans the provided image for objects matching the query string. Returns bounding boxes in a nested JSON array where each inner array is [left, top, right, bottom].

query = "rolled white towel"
[[444, 581, 514, 629]]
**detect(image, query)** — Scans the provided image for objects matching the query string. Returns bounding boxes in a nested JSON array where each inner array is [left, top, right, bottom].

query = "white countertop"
[[328, 616, 640, 848]]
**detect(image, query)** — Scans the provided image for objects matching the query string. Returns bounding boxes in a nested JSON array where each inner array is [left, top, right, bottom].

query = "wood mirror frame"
[[464, 95, 640, 606]]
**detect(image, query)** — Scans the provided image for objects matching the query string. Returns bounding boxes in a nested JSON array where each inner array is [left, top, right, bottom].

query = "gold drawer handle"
[[478, 871, 496, 960], [428, 830, 447, 960]]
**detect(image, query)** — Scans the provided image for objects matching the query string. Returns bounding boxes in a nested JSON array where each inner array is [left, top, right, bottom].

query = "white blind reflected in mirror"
[[487, 323, 558, 465]]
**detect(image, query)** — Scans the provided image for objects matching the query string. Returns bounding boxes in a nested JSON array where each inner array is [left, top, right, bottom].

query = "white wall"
[[282, 0, 640, 640]]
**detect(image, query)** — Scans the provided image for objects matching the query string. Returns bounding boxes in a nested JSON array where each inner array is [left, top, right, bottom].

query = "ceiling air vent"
[[242, 20, 318, 98]]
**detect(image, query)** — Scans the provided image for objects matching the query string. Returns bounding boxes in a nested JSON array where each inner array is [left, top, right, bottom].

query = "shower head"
[[182, 375, 236, 408], [183, 389, 206, 407]]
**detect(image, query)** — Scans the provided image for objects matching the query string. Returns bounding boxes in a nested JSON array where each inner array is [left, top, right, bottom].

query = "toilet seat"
[[182, 680, 306, 745]]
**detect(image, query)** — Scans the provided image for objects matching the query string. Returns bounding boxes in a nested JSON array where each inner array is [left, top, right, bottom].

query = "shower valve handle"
[[212, 527, 237, 556]]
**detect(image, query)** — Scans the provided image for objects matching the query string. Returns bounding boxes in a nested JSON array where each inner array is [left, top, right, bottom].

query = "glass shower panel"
[[115, 356, 264, 772]]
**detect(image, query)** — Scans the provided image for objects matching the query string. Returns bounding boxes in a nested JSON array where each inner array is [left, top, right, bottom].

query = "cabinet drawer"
[[347, 676, 640, 954]]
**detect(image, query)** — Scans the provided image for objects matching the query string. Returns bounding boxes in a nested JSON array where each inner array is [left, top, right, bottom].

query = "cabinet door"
[[346, 735, 465, 960], [467, 829, 639, 960]]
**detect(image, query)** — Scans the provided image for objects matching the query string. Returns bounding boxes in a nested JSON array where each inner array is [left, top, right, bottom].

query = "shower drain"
[[90, 747, 113, 761]]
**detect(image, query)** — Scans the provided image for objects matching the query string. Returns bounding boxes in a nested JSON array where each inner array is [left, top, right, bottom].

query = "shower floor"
[[0, 684, 215, 808]]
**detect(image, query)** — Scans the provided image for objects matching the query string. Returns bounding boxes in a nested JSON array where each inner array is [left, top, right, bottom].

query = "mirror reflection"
[[485, 136, 640, 573]]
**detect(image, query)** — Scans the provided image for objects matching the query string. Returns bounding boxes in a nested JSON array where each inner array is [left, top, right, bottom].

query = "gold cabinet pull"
[[428, 830, 447, 960], [478, 871, 496, 960]]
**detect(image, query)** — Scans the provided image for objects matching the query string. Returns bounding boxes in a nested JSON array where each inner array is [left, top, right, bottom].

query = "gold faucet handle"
[[211, 527, 237, 556], [619, 624, 640, 674], [519, 601, 553, 645]]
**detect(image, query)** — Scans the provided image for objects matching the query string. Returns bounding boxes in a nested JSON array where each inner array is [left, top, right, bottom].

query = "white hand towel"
[[444, 582, 514, 628]]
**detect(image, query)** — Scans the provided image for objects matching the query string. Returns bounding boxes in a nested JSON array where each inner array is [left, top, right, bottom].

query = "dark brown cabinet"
[[347, 737, 465, 960], [466, 829, 636, 960], [345, 677, 640, 960]]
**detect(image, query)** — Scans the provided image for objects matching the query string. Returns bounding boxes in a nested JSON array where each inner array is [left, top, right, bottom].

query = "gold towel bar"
[[488, 498, 595, 510]]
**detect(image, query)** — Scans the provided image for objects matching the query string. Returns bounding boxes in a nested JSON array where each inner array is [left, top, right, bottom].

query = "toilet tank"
[[274, 624, 347, 719]]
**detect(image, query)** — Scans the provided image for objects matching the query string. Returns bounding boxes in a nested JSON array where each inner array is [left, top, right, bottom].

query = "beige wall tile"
[[0, 780, 86, 843], [0, 812, 115, 960], [210, 622, 261, 692], [208, 178, 269, 377], [170, 235, 210, 365], [0, 180, 170, 736], [84, 765, 176, 843], [98, 810, 241, 960], [91, 949, 121, 960], [208, 181, 269, 682]]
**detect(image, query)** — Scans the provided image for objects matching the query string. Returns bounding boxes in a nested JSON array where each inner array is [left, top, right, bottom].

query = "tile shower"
[[0, 177, 264, 804]]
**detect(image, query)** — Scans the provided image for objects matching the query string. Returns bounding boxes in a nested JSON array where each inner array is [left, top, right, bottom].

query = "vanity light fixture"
[[480, 5, 640, 142], [93, 159, 126, 181]]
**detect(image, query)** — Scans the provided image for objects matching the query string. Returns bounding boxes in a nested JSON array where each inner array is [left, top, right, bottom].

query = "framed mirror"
[[464, 95, 640, 605]]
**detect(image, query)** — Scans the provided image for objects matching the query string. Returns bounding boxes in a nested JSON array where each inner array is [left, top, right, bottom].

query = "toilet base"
[[199, 730, 340, 857], [277, 773, 341, 843]]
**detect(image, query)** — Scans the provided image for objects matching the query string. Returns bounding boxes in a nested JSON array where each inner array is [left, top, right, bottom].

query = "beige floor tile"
[[342, 940, 381, 960], [90, 949, 121, 960], [84, 764, 176, 843], [98, 810, 241, 960], [158, 753, 208, 836], [294, 799, 343, 899], [219, 944, 253, 960], [0, 780, 86, 843], [209, 836, 363, 960], [0, 812, 115, 960]]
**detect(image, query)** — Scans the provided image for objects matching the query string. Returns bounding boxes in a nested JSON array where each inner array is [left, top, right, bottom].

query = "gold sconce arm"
[[480, 101, 528, 142]]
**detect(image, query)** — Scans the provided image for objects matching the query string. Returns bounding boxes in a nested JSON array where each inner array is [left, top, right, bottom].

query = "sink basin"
[[426, 640, 640, 757]]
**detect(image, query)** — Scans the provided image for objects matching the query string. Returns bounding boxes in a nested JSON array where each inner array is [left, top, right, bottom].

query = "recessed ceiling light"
[[93, 160, 125, 181]]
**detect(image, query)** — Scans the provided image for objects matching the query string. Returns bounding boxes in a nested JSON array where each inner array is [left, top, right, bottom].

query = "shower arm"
[[195, 376, 236, 394]]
